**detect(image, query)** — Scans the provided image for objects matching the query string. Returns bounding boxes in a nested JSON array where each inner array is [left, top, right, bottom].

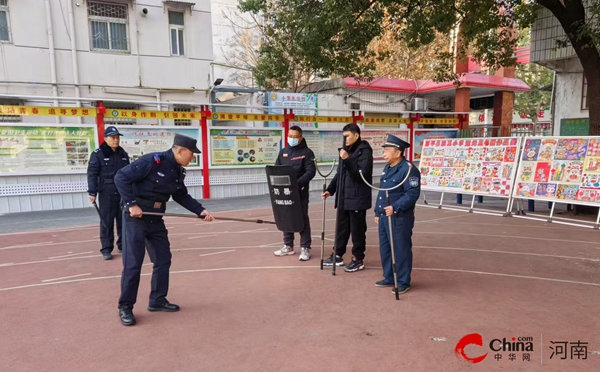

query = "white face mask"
[[288, 137, 299, 147]]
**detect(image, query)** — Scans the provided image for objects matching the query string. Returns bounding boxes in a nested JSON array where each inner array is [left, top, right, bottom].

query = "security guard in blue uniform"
[[114, 134, 213, 326], [87, 126, 130, 260], [373, 134, 421, 294]]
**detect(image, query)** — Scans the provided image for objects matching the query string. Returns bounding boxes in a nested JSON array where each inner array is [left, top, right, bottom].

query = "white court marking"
[[1, 265, 599, 292], [41, 273, 91, 282], [0, 239, 98, 251], [416, 246, 600, 262], [199, 250, 236, 257], [187, 234, 218, 240], [416, 231, 600, 246], [48, 251, 93, 260]]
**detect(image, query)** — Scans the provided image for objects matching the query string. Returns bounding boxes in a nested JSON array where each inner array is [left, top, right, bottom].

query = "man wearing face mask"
[[322, 123, 373, 272], [87, 126, 130, 260], [273, 126, 316, 261]]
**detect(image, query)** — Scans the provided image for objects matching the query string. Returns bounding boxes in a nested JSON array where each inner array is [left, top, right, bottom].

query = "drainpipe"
[[550, 71, 557, 135], [44, 0, 59, 124], [156, 90, 163, 126], [67, 0, 82, 124]]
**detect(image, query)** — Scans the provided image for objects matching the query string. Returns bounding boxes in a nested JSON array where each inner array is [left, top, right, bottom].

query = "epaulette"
[[94, 148, 100, 153]]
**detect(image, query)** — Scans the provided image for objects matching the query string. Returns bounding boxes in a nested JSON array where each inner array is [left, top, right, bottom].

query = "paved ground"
[[1, 193, 599, 371]]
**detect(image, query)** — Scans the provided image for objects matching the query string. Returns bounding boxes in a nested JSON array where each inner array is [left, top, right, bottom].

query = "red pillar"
[[96, 101, 106, 144], [493, 91, 514, 137], [200, 105, 211, 199], [351, 110, 364, 124], [408, 113, 419, 162], [282, 109, 293, 147]]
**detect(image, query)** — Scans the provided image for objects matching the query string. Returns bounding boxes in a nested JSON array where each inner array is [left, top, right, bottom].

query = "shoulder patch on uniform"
[[409, 176, 419, 187], [283, 153, 289, 157], [154, 154, 161, 164]]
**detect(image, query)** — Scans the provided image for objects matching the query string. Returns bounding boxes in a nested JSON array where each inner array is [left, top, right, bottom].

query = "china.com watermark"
[[454, 333, 590, 364]]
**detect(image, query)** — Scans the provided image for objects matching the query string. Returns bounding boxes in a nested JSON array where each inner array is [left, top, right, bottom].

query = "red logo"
[[455, 333, 488, 363]]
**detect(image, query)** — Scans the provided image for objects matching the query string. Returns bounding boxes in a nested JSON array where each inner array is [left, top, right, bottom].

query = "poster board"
[[115, 126, 201, 168], [0, 124, 98, 176], [267, 92, 318, 128], [512, 136, 600, 207], [209, 127, 283, 167], [418, 136, 522, 198], [302, 129, 410, 163], [412, 129, 459, 161]]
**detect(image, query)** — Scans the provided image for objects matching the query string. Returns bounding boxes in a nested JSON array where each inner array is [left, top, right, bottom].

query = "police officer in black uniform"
[[87, 126, 130, 260], [273, 125, 316, 261], [374, 134, 421, 294], [114, 134, 213, 326]]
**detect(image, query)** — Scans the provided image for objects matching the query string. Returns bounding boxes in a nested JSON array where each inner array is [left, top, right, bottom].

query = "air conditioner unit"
[[410, 97, 426, 111], [350, 103, 360, 110]]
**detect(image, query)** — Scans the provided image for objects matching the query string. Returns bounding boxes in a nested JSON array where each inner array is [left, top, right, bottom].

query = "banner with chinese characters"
[[512, 136, 600, 206], [115, 126, 201, 167], [108, 109, 201, 121], [302, 129, 410, 163], [0, 105, 96, 117], [267, 92, 318, 128], [209, 128, 282, 167], [210, 112, 284, 122], [412, 129, 459, 161], [363, 117, 410, 125], [0, 125, 97, 175], [419, 137, 522, 198]]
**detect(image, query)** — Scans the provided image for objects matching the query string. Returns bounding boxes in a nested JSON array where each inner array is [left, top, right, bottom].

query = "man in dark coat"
[[322, 123, 373, 272], [87, 126, 130, 260], [273, 126, 317, 261]]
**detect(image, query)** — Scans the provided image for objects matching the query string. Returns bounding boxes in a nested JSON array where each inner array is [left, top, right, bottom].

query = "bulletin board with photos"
[[418, 136, 522, 198], [512, 136, 600, 206]]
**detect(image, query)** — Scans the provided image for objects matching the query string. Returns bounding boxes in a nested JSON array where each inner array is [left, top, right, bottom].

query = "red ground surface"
[[1, 205, 599, 371]]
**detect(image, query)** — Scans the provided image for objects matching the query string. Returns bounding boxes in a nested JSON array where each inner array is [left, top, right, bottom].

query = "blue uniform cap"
[[104, 126, 123, 137], [382, 134, 410, 150], [173, 133, 201, 154]]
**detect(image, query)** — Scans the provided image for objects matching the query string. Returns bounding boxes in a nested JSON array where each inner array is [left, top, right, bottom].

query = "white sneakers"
[[299, 247, 311, 261], [274, 245, 311, 261]]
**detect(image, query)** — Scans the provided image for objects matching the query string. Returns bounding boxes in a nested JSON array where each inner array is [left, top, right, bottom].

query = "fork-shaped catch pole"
[[315, 159, 337, 270], [359, 165, 412, 301]]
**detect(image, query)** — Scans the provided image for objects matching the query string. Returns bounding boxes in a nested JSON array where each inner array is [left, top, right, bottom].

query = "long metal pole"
[[315, 159, 336, 270], [138, 211, 277, 224], [332, 137, 345, 276]]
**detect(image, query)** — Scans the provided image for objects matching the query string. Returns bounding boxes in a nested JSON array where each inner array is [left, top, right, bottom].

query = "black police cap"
[[382, 134, 410, 150], [173, 133, 201, 154], [104, 126, 123, 137]]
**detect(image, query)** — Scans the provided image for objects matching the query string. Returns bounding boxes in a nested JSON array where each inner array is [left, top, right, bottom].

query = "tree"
[[239, 0, 600, 134], [514, 27, 554, 124], [363, 15, 452, 80], [220, 10, 262, 88]]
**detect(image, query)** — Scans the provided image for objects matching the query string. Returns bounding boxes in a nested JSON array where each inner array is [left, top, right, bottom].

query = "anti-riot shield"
[[265, 165, 304, 233]]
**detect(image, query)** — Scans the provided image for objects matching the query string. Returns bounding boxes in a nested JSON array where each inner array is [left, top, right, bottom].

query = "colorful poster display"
[[413, 130, 459, 161], [512, 136, 600, 206], [116, 126, 201, 167], [418, 137, 522, 197], [302, 130, 410, 163], [0, 125, 97, 175], [210, 128, 282, 166]]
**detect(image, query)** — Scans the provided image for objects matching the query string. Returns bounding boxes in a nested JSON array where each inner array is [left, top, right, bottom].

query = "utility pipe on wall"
[[44, 0, 60, 124], [66, 0, 82, 124]]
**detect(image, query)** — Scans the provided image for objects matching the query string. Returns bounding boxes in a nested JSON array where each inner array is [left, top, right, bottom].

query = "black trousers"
[[98, 193, 123, 253], [334, 209, 368, 260], [283, 198, 312, 248], [119, 213, 172, 309]]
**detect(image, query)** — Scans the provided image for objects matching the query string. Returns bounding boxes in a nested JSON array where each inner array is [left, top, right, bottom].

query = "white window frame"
[[88, 1, 130, 53], [0, 0, 12, 44], [168, 11, 185, 56]]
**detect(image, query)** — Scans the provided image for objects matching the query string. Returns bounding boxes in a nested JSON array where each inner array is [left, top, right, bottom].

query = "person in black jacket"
[[322, 123, 373, 272], [273, 126, 316, 261], [87, 126, 130, 260]]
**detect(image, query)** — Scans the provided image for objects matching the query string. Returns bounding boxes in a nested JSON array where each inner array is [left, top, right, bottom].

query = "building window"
[[173, 105, 192, 126], [0, 98, 22, 123], [104, 102, 137, 125], [88, 1, 129, 52], [0, 0, 11, 43], [582, 76, 588, 110], [169, 11, 185, 56]]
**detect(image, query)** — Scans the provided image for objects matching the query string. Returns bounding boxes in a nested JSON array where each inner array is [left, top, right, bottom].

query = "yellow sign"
[[210, 112, 285, 122], [107, 109, 201, 120], [0, 105, 97, 117], [293, 115, 353, 123], [363, 117, 410, 124], [417, 118, 459, 125]]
